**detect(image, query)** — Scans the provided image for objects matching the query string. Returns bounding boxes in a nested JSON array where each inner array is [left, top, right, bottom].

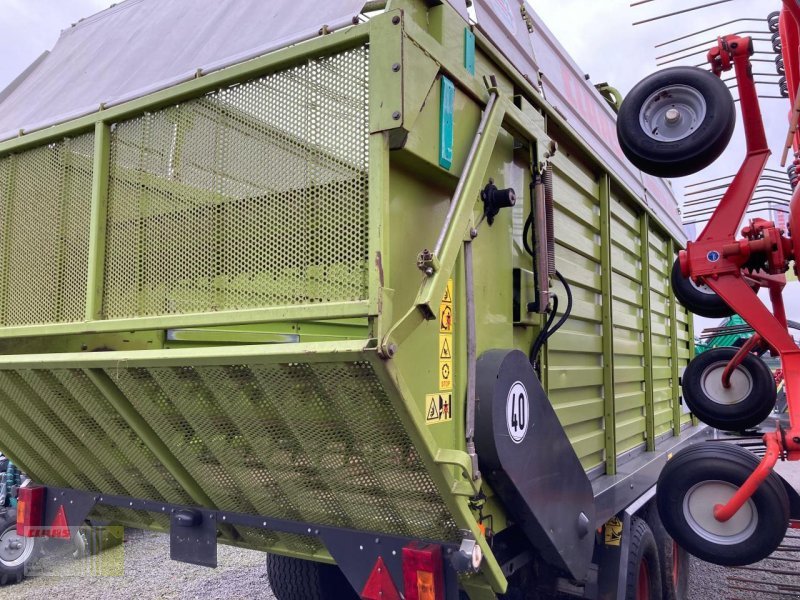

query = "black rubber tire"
[[266, 553, 359, 600], [646, 504, 690, 600], [670, 259, 734, 319], [682, 347, 776, 431], [657, 442, 789, 566], [624, 517, 662, 600], [617, 66, 736, 178], [0, 508, 36, 586], [768, 11, 781, 33]]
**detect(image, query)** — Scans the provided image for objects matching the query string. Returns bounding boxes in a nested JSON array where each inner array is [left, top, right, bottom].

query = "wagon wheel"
[[617, 67, 735, 178], [681, 347, 776, 431], [670, 259, 734, 318], [656, 443, 788, 566]]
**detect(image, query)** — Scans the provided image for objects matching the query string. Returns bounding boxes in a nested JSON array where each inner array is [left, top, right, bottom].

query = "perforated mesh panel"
[[108, 361, 459, 542], [102, 46, 370, 319], [0, 368, 192, 505], [0, 135, 93, 325], [0, 358, 460, 545]]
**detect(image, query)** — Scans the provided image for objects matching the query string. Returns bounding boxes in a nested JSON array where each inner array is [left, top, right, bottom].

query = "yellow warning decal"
[[426, 393, 453, 424], [438, 335, 452, 360], [439, 360, 452, 390], [442, 278, 453, 304], [604, 516, 623, 546], [438, 279, 454, 391], [439, 304, 453, 334]]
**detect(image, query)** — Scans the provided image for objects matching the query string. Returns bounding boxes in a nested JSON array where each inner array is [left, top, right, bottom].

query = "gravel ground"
[[0, 462, 796, 600], [0, 528, 273, 600]]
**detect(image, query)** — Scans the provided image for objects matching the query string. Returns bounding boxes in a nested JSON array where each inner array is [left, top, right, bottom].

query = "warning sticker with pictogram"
[[438, 335, 452, 360], [425, 393, 452, 424], [604, 516, 623, 546], [439, 360, 452, 390], [439, 304, 453, 333], [442, 278, 453, 304]]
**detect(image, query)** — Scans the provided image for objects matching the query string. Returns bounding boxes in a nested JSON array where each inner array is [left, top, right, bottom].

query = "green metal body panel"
[[0, 2, 696, 596]]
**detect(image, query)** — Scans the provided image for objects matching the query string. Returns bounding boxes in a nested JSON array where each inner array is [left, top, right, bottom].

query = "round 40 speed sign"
[[505, 381, 530, 443]]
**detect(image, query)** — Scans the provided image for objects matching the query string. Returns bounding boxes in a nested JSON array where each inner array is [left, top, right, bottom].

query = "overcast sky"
[[0, 0, 790, 333]]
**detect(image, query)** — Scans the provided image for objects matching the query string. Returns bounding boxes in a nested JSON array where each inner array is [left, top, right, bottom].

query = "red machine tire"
[[617, 67, 735, 178], [682, 347, 776, 431], [656, 443, 788, 566], [670, 259, 735, 319], [624, 517, 662, 600], [646, 504, 690, 600]]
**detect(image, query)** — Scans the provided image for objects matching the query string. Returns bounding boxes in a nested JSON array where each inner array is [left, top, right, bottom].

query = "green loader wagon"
[[0, 0, 703, 598]]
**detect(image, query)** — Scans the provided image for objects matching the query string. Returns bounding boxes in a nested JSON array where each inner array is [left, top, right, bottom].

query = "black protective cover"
[[475, 349, 595, 580]]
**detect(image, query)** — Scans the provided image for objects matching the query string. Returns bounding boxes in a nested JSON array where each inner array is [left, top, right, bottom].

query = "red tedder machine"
[[618, 0, 800, 568]]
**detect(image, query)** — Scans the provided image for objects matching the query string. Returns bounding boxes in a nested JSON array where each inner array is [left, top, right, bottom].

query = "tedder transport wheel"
[[682, 347, 776, 431], [266, 553, 359, 600], [624, 517, 662, 600], [646, 504, 690, 600], [0, 508, 37, 585], [657, 443, 789, 566], [617, 66, 736, 178], [670, 259, 734, 319]]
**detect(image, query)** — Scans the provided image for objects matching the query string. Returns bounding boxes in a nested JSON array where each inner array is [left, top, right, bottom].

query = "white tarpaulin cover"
[[0, 0, 367, 141]]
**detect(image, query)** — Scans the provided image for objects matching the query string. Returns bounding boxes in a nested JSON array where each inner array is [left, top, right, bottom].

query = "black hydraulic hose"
[[543, 270, 572, 343], [530, 294, 558, 366]]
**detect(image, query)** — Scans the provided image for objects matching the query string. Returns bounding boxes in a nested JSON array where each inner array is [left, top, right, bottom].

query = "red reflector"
[[361, 556, 401, 600], [16, 486, 45, 537], [402, 543, 444, 600], [49, 505, 71, 539]]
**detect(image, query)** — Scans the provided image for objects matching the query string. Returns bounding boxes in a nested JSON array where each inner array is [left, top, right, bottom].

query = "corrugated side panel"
[[676, 301, 693, 426], [648, 228, 674, 437], [546, 157, 605, 471], [610, 193, 646, 455]]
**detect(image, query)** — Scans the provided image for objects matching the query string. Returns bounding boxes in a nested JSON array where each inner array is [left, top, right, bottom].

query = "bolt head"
[[665, 108, 681, 124], [392, 63, 401, 72], [392, 15, 400, 25], [392, 111, 401, 120]]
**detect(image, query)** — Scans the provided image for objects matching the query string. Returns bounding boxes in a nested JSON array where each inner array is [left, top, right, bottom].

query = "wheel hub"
[[0, 526, 33, 568], [683, 480, 758, 544], [700, 362, 753, 406], [639, 85, 707, 142]]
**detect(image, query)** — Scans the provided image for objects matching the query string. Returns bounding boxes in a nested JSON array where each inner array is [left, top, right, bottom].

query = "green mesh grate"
[[0, 358, 460, 545], [102, 46, 370, 319], [0, 135, 94, 326]]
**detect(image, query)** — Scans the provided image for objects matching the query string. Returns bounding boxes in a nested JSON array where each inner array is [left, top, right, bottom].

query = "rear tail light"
[[16, 485, 45, 537], [402, 543, 444, 600]]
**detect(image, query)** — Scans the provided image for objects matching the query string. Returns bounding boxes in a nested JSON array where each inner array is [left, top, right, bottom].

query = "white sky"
[[0, 0, 791, 335]]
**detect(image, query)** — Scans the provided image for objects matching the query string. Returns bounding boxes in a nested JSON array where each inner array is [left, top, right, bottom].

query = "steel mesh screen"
[[0, 135, 93, 326], [107, 361, 460, 542], [0, 358, 460, 544], [0, 368, 193, 505], [102, 46, 370, 319]]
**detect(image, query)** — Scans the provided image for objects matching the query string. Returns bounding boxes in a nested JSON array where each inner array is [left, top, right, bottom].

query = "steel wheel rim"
[[699, 361, 753, 406], [0, 524, 34, 568], [688, 276, 717, 296], [639, 84, 707, 142], [637, 557, 650, 600], [672, 540, 680, 588], [683, 480, 758, 544]]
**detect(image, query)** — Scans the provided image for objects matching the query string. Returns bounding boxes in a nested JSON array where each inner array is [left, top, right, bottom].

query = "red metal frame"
[[678, 13, 800, 529]]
